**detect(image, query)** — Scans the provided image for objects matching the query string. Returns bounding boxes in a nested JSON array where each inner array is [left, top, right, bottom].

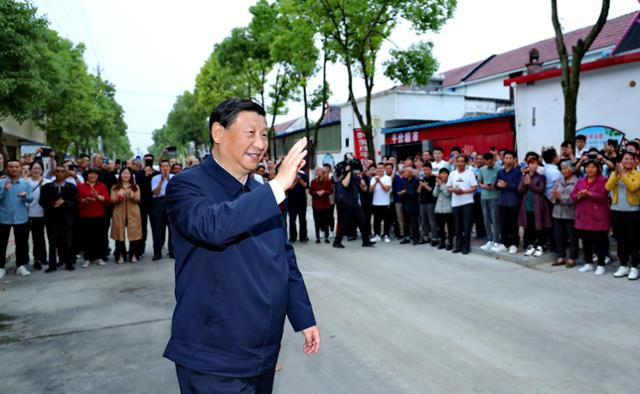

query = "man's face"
[[213, 111, 268, 175], [503, 154, 515, 168], [424, 167, 432, 177], [576, 139, 585, 150], [267, 160, 275, 171], [433, 150, 442, 161], [475, 156, 485, 168], [415, 160, 423, 170], [376, 165, 384, 177], [422, 151, 431, 162], [54, 167, 66, 182], [485, 158, 495, 167], [455, 156, 466, 171], [385, 165, 393, 176], [94, 157, 103, 167], [161, 162, 170, 175], [404, 167, 413, 178], [6, 162, 21, 178]]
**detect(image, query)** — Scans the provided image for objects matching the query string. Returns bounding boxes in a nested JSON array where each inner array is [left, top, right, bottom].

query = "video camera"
[[334, 153, 363, 178]]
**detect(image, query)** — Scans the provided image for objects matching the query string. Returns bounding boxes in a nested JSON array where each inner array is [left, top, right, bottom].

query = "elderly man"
[[164, 99, 319, 394]]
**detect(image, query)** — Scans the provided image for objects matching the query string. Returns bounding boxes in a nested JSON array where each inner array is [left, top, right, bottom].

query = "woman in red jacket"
[[571, 160, 611, 276], [309, 166, 334, 244], [77, 168, 111, 268]]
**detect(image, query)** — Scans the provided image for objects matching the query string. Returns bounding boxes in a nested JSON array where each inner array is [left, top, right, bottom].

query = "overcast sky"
[[33, 0, 639, 156]]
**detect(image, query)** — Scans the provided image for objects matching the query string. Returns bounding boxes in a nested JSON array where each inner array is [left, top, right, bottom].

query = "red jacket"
[[77, 182, 111, 218], [309, 177, 333, 210], [571, 175, 610, 231]]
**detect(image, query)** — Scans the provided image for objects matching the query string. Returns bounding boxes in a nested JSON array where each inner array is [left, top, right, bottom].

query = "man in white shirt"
[[575, 135, 587, 158], [431, 147, 450, 174], [369, 163, 392, 242], [150, 160, 175, 260], [447, 155, 477, 254]]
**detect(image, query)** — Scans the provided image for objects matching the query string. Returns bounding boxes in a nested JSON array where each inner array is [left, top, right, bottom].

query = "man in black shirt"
[[398, 167, 420, 245], [418, 162, 438, 245], [287, 171, 309, 243]]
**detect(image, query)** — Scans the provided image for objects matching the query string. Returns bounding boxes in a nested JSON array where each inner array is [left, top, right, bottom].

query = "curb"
[[470, 245, 555, 268]]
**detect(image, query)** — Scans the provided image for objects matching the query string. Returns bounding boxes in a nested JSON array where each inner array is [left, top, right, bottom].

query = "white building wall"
[[514, 61, 640, 157], [462, 78, 511, 100]]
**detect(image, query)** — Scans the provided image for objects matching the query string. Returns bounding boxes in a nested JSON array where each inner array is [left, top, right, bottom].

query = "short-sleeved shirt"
[[151, 173, 174, 198], [446, 169, 477, 208], [370, 175, 392, 206], [478, 165, 500, 200]]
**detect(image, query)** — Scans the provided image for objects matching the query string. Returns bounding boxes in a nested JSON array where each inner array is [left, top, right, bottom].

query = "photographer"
[[332, 158, 375, 249]]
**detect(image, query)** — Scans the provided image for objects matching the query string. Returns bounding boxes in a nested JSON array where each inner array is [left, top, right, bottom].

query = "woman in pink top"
[[571, 160, 611, 276]]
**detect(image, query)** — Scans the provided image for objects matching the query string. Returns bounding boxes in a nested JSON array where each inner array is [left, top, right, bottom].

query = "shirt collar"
[[203, 154, 258, 197]]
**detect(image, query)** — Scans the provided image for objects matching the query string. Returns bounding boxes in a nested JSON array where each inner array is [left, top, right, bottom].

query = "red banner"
[[353, 128, 369, 159]]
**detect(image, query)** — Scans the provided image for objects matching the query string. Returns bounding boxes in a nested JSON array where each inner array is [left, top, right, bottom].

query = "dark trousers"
[[403, 209, 420, 242], [523, 211, 544, 247], [139, 203, 151, 254], [175, 364, 275, 394], [28, 217, 47, 264], [288, 201, 308, 241], [0, 222, 29, 268], [579, 229, 609, 266], [419, 203, 437, 240], [46, 220, 74, 268], [312, 208, 332, 240], [328, 204, 335, 233], [499, 205, 520, 247], [335, 203, 370, 245], [553, 218, 579, 260], [80, 216, 106, 261], [452, 203, 473, 252], [473, 193, 486, 239], [114, 240, 144, 260], [372, 205, 391, 237], [151, 197, 173, 257], [611, 210, 640, 267], [436, 213, 454, 245]]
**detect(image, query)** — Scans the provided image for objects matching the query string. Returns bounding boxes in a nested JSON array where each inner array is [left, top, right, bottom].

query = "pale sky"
[[33, 0, 640, 156]]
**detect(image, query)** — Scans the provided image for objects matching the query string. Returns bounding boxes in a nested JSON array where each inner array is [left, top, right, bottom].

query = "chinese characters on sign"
[[353, 128, 369, 159], [389, 131, 420, 145]]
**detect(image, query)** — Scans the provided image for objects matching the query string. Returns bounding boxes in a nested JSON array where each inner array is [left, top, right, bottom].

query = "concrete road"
[[1, 239, 638, 394]]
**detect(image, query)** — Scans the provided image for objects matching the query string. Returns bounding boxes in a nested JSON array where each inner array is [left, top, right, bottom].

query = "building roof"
[[382, 111, 515, 134], [273, 118, 300, 133], [442, 11, 638, 87], [273, 104, 341, 137]]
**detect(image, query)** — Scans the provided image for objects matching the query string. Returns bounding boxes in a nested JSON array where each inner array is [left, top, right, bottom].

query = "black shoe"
[[452, 249, 462, 254], [446, 243, 453, 251], [462, 250, 470, 255], [316, 239, 321, 244], [289, 239, 297, 244], [44, 266, 57, 273], [33, 261, 42, 271], [333, 243, 345, 249], [412, 241, 421, 246], [400, 239, 411, 245], [168, 254, 175, 259], [300, 238, 309, 243], [424, 238, 432, 244], [56, 261, 64, 267], [362, 242, 376, 247], [325, 239, 331, 244], [437, 242, 446, 250], [347, 236, 357, 242], [152, 255, 161, 261], [431, 240, 439, 247], [65, 265, 75, 271]]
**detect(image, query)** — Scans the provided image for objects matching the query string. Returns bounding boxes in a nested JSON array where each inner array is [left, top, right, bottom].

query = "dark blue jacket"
[[496, 167, 522, 207], [163, 156, 316, 377]]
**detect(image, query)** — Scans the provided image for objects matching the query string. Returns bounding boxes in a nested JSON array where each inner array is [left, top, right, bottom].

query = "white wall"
[[463, 77, 511, 100], [514, 61, 640, 157]]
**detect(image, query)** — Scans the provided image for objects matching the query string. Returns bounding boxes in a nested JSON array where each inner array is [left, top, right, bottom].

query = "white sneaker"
[[605, 256, 612, 265], [508, 245, 518, 255], [97, 260, 106, 266], [594, 265, 605, 276], [480, 241, 493, 251], [613, 266, 630, 278], [524, 245, 535, 256], [0, 268, 5, 280], [579, 263, 595, 273], [81, 260, 91, 268], [16, 265, 31, 276], [370, 235, 381, 242], [491, 243, 507, 253], [384, 235, 391, 243], [533, 246, 544, 257], [628, 267, 639, 281]]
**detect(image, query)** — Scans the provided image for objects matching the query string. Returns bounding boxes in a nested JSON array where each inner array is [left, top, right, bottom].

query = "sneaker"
[[384, 235, 391, 243], [594, 265, 605, 276], [491, 243, 507, 253], [508, 245, 518, 255], [613, 266, 630, 278], [370, 235, 381, 242], [81, 260, 91, 268], [605, 255, 612, 265], [480, 241, 493, 251], [524, 245, 535, 257], [533, 246, 544, 257], [16, 265, 31, 276], [579, 263, 595, 273], [97, 260, 106, 266], [0, 268, 5, 280], [628, 267, 639, 281]]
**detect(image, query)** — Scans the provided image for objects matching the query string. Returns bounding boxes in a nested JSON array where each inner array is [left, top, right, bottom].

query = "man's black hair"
[[502, 150, 516, 158], [575, 135, 586, 142], [456, 154, 468, 163], [542, 148, 557, 164], [79, 153, 90, 159], [606, 139, 618, 149], [451, 146, 461, 153], [439, 167, 450, 174], [257, 164, 265, 170], [483, 152, 494, 161], [433, 147, 443, 153], [171, 163, 182, 169], [368, 164, 376, 170], [144, 153, 154, 159], [208, 98, 267, 146], [423, 161, 432, 169], [626, 140, 640, 151], [560, 140, 573, 148], [525, 151, 540, 161], [160, 159, 170, 165], [323, 163, 332, 170]]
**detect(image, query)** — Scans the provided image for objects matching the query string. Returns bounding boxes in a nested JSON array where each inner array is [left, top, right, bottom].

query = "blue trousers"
[[175, 364, 275, 394]]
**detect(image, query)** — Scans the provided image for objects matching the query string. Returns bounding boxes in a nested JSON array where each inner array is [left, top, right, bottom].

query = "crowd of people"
[[278, 135, 640, 281], [1, 135, 639, 282], [0, 148, 199, 279]]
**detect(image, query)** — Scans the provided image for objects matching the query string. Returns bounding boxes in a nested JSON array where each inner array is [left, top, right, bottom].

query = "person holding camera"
[[332, 160, 375, 249], [0, 160, 34, 279], [606, 151, 640, 280]]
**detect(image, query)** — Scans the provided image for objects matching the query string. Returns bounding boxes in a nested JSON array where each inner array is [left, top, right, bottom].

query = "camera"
[[334, 154, 363, 178]]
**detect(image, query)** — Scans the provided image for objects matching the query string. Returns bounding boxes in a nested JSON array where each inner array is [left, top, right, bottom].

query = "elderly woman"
[[110, 167, 143, 263], [572, 160, 611, 276], [518, 156, 551, 258], [27, 161, 48, 270], [310, 166, 334, 243], [606, 151, 640, 280], [77, 168, 110, 267], [550, 160, 579, 267]]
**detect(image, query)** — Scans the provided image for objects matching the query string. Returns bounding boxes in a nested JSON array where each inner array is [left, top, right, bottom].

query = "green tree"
[[310, 0, 456, 159], [551, 0, 610, 142]]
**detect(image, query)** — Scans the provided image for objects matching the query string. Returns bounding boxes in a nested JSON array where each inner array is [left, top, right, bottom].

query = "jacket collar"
[[202, 154, 259, 197]]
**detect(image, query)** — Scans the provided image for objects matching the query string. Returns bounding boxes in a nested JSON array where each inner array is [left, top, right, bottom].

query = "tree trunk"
[[0, 126, 9, 162]]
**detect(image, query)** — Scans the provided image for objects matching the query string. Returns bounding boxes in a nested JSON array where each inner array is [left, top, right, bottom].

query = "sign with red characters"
[[353, 128, 369, 159]]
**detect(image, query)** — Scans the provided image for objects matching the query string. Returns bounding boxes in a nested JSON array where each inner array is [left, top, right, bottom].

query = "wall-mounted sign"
[[353, 128, 369, 159], [576, 125, 625, 150]]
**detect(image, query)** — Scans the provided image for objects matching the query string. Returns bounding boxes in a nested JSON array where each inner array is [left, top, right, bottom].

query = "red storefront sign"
[[384, 115, 514, 154], [353, 128, 369, 159]]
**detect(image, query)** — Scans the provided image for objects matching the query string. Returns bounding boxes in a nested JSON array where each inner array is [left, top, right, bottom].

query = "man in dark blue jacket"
[[164, 99, 319, 394]]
